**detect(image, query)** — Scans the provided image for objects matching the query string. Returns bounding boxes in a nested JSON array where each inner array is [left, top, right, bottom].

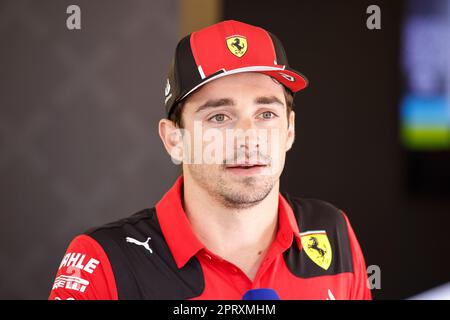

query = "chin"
[[220, 184, 274, 208], [226, 175, 274, 194]]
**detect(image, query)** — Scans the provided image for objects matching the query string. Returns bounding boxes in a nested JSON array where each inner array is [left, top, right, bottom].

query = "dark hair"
[[168, 86, 295, 128]]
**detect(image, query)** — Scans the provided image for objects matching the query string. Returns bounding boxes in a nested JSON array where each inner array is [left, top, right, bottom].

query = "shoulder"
[[80, 208, 204, 299], [282, 193, 354, 277], [82, 207, 174, 267], [282, 193, 348, 231], [85, 208, 159, 240]]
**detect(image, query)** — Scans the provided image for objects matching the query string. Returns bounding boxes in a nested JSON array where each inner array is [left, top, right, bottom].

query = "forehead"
[[184, 72, 285, 104]]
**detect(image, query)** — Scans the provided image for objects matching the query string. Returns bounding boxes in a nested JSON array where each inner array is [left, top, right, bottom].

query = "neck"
[[182, 175, 280, 279]]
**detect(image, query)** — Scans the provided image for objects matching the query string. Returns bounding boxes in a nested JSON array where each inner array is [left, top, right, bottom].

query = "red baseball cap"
[[164, 20, 308, 117]]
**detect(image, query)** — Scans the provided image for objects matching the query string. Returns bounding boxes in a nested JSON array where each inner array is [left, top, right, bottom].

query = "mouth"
[[225, 163, 267, 169], [224, 163, 269, 176]]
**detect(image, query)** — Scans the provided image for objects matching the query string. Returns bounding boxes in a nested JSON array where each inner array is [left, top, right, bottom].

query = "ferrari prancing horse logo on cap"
[[300, 231, 332, 270], [226, 36, 247, 57]]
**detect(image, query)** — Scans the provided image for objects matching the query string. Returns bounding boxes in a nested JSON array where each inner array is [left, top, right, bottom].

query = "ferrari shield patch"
[[226, 36, 247, 57], [300, 231, 332, 270]]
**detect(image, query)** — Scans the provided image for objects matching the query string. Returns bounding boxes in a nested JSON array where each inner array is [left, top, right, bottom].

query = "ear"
[[158, 118, 184, 164], [286, 110, 295, 152]]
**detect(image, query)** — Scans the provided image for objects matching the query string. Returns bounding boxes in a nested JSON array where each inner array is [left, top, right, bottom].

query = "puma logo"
[[125, 237, 153, 254]]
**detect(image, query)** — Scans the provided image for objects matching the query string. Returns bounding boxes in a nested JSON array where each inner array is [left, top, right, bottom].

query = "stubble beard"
[[186, 164, 276, 210]]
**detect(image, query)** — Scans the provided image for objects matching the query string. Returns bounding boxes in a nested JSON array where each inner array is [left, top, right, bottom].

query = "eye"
[[208, 113, 230, 123], [259, 111, 277, 120]]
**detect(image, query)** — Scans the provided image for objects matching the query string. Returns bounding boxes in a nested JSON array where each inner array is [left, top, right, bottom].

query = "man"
[[49, 20, 371, 300]]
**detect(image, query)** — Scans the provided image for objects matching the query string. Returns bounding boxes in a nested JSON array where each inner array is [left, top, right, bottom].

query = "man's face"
[[173, 72, 295, 208]]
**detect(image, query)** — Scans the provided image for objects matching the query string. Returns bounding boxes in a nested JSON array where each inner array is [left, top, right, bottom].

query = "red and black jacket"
[[49, 176, 371, 300]]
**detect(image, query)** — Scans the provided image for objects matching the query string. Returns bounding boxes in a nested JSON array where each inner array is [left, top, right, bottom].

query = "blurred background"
[[0, 0, 449, 299]]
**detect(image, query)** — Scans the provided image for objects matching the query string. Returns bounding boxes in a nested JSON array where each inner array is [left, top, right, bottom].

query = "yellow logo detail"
[[226, 36, 247, 57], [300, 232, 332, 270]]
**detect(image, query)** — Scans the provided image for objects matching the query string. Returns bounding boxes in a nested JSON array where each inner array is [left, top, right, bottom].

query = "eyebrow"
[[195, 98, 235, 113], [255, 95, 285, 107], [195, 95, 284, 113]]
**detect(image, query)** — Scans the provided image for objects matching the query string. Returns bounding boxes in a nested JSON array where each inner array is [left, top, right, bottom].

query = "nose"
[[234, 116, 259, 151]]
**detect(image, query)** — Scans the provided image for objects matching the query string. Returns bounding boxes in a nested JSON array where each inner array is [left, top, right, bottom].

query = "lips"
[[225, 163, 267, 169], [224, 162, 269, 177]]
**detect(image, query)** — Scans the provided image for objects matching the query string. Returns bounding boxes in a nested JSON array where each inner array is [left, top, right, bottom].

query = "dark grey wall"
[[0, 0, 178, 299], [224, 0, 450, 299]]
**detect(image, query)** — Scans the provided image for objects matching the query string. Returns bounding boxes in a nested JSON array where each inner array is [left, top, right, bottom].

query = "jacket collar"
[[155, 175, 302, 269]]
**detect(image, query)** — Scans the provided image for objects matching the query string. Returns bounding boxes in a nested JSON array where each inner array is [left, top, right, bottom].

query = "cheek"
[[269, 128, 288, 151], [181, 124, 227, 165], [257, 128, 286, 170]]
